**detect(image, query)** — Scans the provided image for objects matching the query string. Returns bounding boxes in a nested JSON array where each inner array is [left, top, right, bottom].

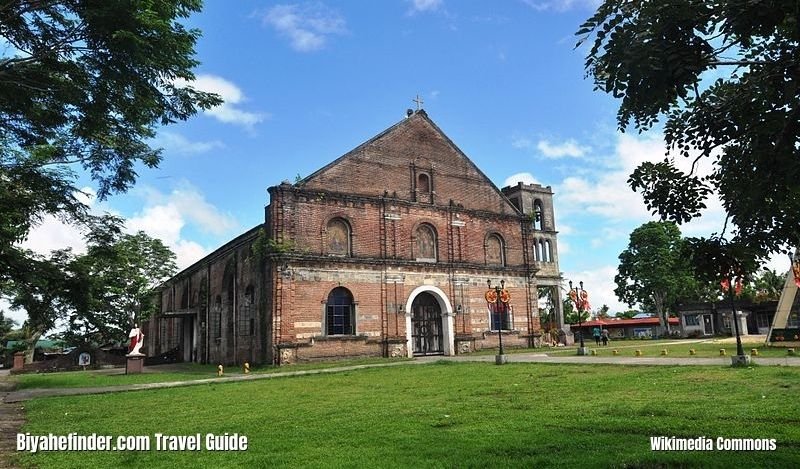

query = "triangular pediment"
[[299, 111, 518, 214]]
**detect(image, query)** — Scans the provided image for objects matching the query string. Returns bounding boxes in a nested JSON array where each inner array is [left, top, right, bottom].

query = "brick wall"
[[301, 112, 518, 215]]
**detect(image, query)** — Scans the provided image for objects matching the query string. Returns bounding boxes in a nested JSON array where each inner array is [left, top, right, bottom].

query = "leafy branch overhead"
[[1, 1, 219, 292], [579, 1, 800, 264]]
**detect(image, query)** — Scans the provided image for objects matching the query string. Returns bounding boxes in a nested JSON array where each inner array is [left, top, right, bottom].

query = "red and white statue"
[[128, 324, 144, 356]]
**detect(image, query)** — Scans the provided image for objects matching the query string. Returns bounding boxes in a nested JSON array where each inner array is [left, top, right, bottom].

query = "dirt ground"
[[0, 370, 23, 469]]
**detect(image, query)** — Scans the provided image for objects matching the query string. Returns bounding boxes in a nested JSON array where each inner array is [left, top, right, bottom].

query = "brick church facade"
[[144, 110, 565, 365]]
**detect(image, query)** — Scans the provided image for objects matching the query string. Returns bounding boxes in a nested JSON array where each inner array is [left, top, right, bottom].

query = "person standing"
[[592, 326, 601, 346]]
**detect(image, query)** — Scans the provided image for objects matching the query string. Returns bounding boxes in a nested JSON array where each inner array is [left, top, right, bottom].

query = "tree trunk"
[[653, 293, 670, 336], [24, 329, 44, 364]]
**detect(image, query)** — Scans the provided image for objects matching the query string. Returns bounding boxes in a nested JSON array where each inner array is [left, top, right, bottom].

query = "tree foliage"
[[4, 247, 85, 362], [614, 221, 694, 332], [65, 216, 177, 346], [0, 0, 219, 290], [4, 217, 176, 355], [579, 1, 800, 269], [0, 309, 18, 363]]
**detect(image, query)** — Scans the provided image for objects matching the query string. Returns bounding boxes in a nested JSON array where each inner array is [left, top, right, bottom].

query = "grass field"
[[16, 361, 800, 468], [12, 358, 409, 390]]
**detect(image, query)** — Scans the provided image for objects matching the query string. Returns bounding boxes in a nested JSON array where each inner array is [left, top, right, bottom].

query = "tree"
[[614, 221, 694, 334], [615, 310, 638, 320], [0, 310, 17, 364], [67, 218, 177, 346], [5, 248, 85, 363], [538, 287, 557, 330], [0, 1, 219, 290], [578, 1, 800, 270], [596, 304, 610, 319], [746, 268, 786, 303], [4, 217, 177, 356]]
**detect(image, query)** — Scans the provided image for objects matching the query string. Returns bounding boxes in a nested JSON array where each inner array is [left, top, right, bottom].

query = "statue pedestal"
[[730, 355, 752, 367], [126, 355, 144, 374]]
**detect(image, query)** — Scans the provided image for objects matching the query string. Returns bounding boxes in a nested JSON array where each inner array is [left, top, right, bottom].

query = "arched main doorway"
[[411, 292, 443, 355]]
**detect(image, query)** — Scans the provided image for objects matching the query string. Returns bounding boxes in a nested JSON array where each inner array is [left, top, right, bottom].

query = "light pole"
[[486, 279, 509, 365], [569, 280, 589, 356], [724, 272, 750, 366]]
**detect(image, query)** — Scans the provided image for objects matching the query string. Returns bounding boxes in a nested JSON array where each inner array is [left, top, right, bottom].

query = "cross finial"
[[413, 94, 424, 111]]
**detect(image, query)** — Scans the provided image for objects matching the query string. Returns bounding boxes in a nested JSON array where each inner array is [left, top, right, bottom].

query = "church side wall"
[[150, 229, 266, 366]]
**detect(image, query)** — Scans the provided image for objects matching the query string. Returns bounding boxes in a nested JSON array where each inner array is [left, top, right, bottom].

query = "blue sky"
[[9, 0, 777, 325]]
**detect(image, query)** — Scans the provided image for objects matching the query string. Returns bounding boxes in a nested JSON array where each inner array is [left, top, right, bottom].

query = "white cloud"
[[154, 132, 225, 155], [128, 183, 239, 269], [1, 298, 27, 327], [20, 182, 238, 273], [407, 0, 443, 14], [19, 187, 98, 256], [554, 133, 677, 222], [20, 217, 88, 256], [512, 136, 533, 149], [174, 74, 266, 129], [521, 0, 601, 12], [261, 3, 347, 52], [557, 224, 574, 235], [537, 139, 590, 158], [503, 172, 540, 187], [759, 249, 797, 276]]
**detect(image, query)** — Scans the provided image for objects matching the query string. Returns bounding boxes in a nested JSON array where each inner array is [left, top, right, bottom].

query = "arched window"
[[180, 284, 189, 310], [326, 218, 351, 256], [545, 239, 553, 263], [490, 303, 512, 331], [325, 287, 355, 335], [212, 295, 222, 339], [417, 173, 430, 194], [485, 234, 505, 266], [415, 224, 437, 262], [239, 285, 255, 336], [533, 200, 544, 231], [539, 239, 549, 262]]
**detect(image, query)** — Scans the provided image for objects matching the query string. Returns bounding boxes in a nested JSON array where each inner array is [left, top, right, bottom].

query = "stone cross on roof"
[[413, 94, 424, 110]]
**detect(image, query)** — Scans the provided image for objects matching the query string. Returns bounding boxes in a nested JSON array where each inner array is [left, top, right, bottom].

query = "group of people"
[[592, 327, 610, 346]]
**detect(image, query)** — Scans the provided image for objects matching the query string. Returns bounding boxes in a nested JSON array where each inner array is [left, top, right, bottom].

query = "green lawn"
[[545, 338, 792, 358], [12, 358, 410, 390], [16, 362, 800, 468]]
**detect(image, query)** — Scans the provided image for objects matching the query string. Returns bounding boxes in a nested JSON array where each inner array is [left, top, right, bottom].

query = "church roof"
[[297, 110, 519, 215]]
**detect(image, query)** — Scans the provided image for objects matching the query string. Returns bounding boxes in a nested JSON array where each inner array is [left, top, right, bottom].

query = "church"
[[143, 109, 565, 365]]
